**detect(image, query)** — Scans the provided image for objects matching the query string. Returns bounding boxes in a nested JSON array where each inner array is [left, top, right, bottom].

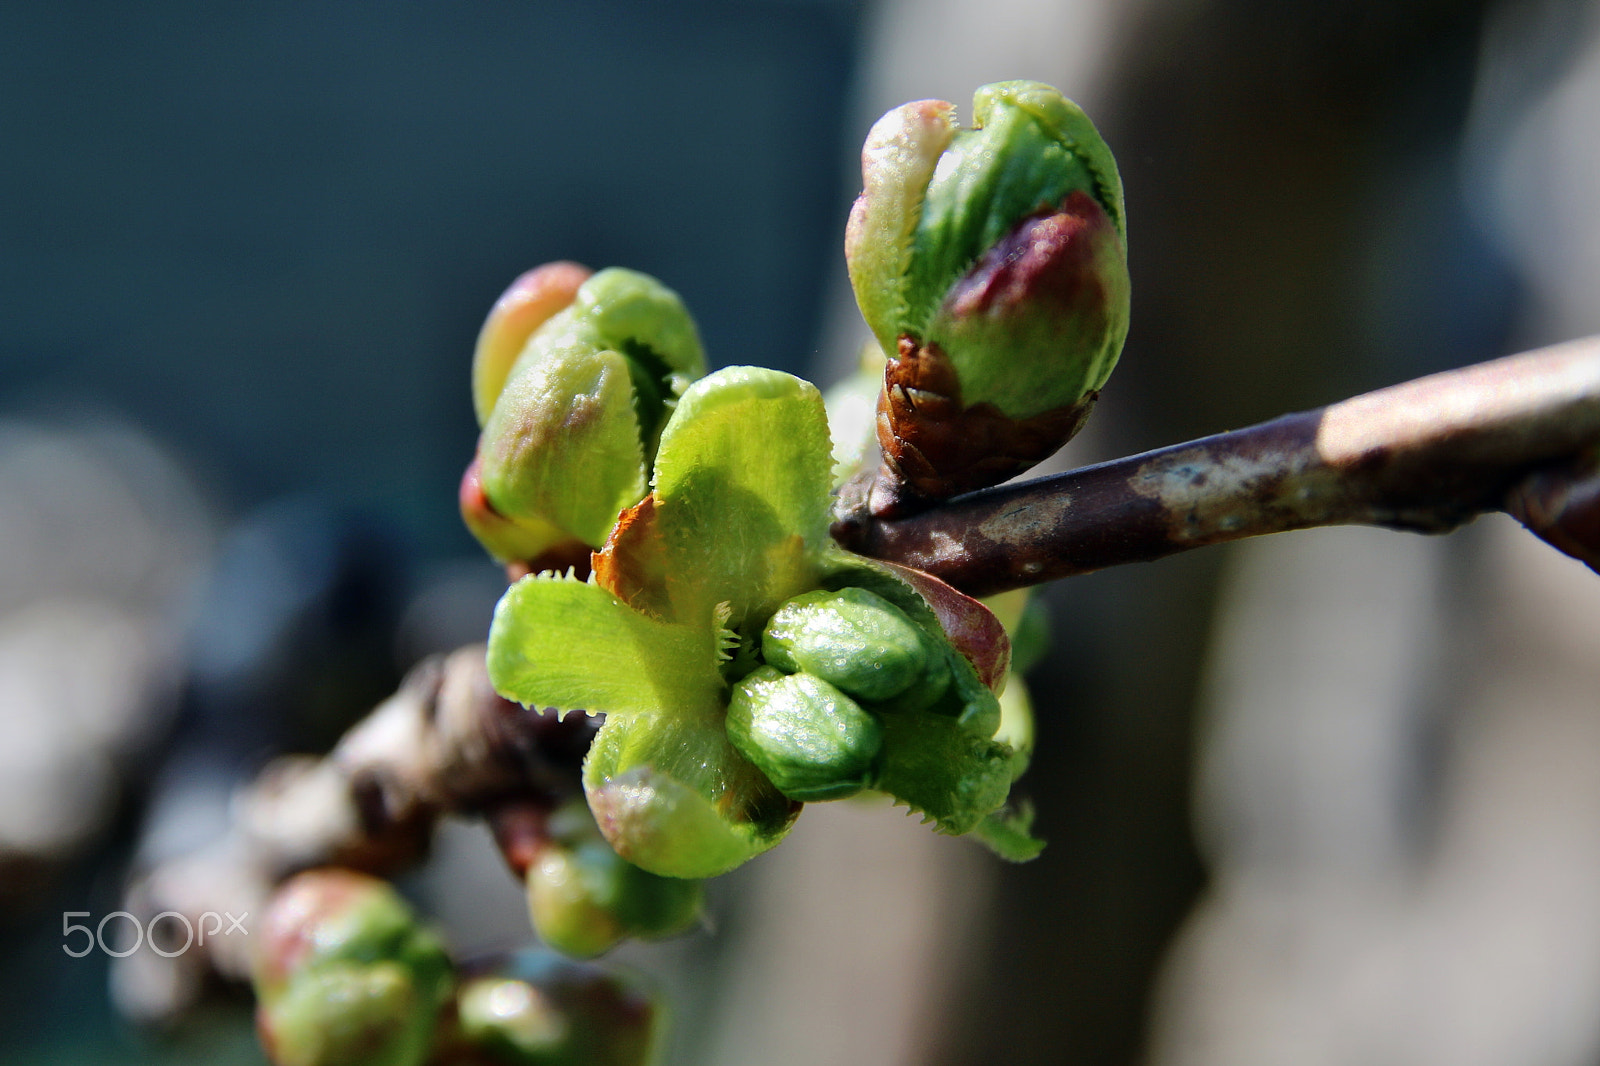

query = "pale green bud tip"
[[761, 587, 929, 701], [473, 261, 592, 428], [477, 347, 649, 552], [572, 267, 705, 380], [726, 666, 884, 801], [846, 99, 957, 357]]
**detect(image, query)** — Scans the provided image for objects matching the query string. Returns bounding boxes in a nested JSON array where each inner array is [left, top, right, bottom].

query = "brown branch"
[[114, 647, 595, 1023], [833, 336, 1600, 597]]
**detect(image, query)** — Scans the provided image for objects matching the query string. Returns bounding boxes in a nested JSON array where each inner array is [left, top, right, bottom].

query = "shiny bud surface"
[[726, 666, 884, 801]]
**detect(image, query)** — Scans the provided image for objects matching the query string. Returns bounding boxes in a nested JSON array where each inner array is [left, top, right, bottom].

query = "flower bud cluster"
[[726, 586, 995, 801], [253, 869, 664, 1066]]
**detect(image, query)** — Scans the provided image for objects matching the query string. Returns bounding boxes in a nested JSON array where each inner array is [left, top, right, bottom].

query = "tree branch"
[[833, 336, 1600, 596], [113, 647, 595, 1023], [117, 335, 1600, 1023]]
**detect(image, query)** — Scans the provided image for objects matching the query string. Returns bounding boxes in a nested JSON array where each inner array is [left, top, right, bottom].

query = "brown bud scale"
[[870, 335, 1095, 517]]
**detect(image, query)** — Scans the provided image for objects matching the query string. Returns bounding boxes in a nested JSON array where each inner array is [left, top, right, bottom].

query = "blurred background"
[[3, 1, 1600, 1063]]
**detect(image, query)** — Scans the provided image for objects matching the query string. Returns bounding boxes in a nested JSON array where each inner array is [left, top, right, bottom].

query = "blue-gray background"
[[1, 1, 860, 558]]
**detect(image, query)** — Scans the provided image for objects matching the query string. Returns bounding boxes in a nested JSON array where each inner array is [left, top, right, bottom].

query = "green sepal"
[[488, 574, 795, 878], [488, 574, 722, 720], [874, 708, 1014, 836], [972, 800, 1046, 862]]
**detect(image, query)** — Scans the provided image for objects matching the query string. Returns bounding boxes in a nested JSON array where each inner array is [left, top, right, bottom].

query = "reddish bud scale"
[[943, 191, 1118, 339], [871, 339, 1095, 515]]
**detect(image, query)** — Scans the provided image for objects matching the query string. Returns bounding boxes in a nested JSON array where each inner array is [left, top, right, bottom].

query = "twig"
[[114, 647, 594, 1023], [833, 336, 1600, 596]]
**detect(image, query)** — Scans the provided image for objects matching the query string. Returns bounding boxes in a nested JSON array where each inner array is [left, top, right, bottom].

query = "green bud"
[[845, 81, 1131, 510], [253, 870, 453, 1066], [761, 587, 930, 701], [515, 267, 705, 453], [726, 666, 884, 801], [258, 962, 428, 1066], [455, 951, 659, 1066], [467, 268, 706, 566], [526, 800, 702, 959], [457, 976, 570, 1064], [868, 639, 951, 716]]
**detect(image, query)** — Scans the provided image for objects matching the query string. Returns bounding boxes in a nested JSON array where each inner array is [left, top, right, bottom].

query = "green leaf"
[[650, 367, 835, 630], [487, 574, 722, 719]]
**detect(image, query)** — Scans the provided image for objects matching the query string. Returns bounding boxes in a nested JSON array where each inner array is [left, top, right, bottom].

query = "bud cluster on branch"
[[108, 78, 1600, 1066]]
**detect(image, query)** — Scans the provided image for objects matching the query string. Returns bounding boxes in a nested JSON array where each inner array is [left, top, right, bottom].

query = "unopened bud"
[[473, 261, 592, 427], [726, 666, 884, 801], [455, 951, 658, 1066], [525, 800, 702, 959], [253, 870, 452, 1066], [258, 963, 426, 1066], [761, 587, 930, 701], [846, 81, 1130, 512]]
